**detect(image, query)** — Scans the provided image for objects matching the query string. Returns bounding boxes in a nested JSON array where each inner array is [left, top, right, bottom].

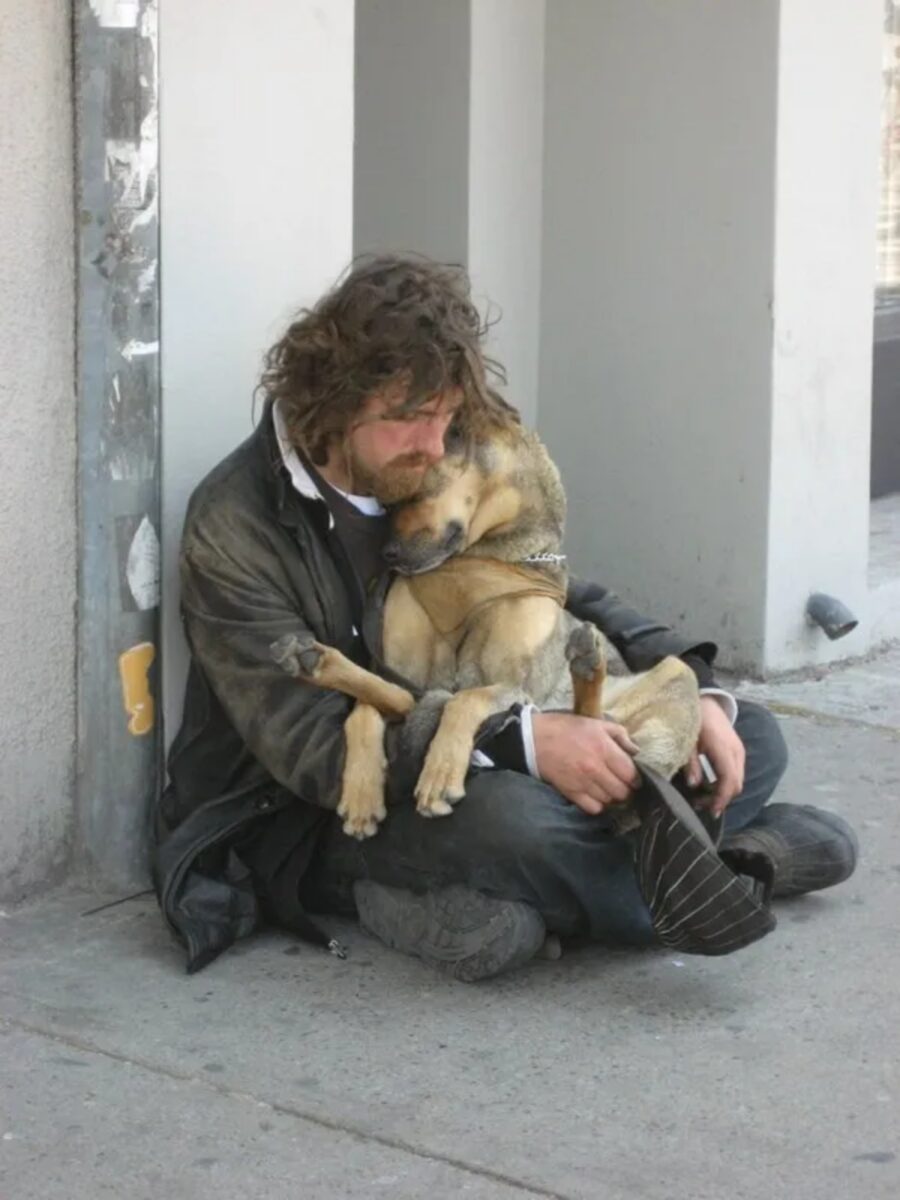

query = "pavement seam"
[[1, 1014, 574, 1200], [755, 701, 900, 738]]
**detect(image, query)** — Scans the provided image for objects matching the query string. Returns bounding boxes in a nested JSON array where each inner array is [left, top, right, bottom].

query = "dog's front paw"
[[337, 778, 387, 840], [270, 631, 324, 679], [414, 741, 467, 818]]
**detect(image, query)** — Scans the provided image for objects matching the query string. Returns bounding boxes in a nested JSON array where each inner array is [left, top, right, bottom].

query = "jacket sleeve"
[[179, 518, 351, 811], [565, 576, 718, 686]]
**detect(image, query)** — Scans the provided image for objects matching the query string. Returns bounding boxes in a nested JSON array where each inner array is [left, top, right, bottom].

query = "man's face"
[[343, 382, 462, 505]]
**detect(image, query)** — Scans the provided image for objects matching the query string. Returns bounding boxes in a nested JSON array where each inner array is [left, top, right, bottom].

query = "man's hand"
[[684, 696, 746, 817], [531, 712, 640, 815]]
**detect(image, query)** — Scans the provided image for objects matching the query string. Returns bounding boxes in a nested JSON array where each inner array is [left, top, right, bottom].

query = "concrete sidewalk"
[[2, 649, 899, 1200]]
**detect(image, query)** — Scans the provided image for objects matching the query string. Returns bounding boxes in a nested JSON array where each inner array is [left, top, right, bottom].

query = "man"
[[153, 255, 858, 979]]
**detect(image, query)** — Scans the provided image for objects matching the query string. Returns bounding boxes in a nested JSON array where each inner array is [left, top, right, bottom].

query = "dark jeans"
[[298, 700, 789, 946]]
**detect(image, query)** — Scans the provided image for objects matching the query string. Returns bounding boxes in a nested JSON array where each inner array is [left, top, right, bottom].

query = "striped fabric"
[[633, 767, 777, 956]]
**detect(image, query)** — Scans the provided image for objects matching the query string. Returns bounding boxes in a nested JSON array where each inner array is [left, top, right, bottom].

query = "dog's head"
[[381, 425, 563, 575]]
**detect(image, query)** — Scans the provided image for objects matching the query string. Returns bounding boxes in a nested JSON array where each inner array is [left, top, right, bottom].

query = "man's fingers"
[[571, 792, 605, 816], [600, 734, 641, 788], [590, 764, 633, 805], [684, 750, 703, 790], [711, 757, 745, 815], [604, 723, 640, 757]]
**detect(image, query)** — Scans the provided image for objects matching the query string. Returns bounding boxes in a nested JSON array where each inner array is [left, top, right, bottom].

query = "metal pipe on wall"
[[74, 0, 161, 889]]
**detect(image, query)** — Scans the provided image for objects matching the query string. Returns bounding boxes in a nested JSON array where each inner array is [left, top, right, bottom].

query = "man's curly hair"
[[259, 254, 519, 464]]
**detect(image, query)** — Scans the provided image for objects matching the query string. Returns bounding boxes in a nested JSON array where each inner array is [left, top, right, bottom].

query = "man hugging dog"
[[153, 255, 857, 980]]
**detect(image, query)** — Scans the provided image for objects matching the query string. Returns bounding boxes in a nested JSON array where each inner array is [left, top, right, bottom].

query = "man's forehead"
[[374, 382, 462, 418]]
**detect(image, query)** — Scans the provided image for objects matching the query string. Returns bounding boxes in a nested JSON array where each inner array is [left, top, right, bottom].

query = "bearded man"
[[153, 255, 857, 979]]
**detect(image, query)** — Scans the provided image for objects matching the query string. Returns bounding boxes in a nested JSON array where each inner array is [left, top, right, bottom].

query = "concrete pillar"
[[764, 0, 883, 672], [540, 0, 883, 675], [354, 0, 545, 424], [160, 1, 355, 732]]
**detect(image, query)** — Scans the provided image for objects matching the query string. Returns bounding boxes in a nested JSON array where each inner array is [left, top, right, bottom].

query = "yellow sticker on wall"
[[119, 642, 156, 736]]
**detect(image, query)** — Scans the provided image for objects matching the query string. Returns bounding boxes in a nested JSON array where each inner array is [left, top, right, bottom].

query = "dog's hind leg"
[[566, 623, 607, 719], [604, 657, 701, 780], [338, 701, 390, 839]]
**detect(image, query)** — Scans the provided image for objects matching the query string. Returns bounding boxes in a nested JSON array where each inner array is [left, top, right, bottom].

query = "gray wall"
[[872, 307, 900, 498], [354, 0, 471, 264], [468, 0, 545, 425], [354, 0, 544, 424], [540, 0, 779, 667], [0, 0, 76, 899], [540, 0, 881, 674]]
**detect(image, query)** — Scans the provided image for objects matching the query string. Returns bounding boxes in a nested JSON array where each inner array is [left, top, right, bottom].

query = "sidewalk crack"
[[1, 1015, 573, 1200]]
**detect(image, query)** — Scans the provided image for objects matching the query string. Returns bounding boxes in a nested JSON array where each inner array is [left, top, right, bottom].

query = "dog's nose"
[[382, 543, 401, 565]]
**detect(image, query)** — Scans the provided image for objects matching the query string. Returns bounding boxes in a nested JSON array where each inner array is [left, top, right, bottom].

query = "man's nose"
[[413, 420, 447, 462]]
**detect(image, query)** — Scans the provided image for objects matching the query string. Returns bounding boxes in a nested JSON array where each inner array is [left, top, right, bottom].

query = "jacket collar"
[[271, 399, 327, 505], [256, 398, 329, 532], [260, 399, 386, 529]]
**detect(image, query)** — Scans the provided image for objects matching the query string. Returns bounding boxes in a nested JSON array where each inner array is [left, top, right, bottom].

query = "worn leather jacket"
[[153, 403, 717, 972]]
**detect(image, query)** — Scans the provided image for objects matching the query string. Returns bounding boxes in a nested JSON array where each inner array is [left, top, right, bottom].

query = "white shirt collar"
[[272, 399, 385, 518]]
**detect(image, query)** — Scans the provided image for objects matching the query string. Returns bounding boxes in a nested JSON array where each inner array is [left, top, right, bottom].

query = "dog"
[[272, 411, 701, 838]]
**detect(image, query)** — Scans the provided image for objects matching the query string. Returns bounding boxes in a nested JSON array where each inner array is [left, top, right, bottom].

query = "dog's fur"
[[272, 421, 701, 838]]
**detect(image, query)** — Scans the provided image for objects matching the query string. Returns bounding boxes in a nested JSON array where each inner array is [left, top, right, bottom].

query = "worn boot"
[[720, 803, 858, 898], [353, 881, 547, 982]]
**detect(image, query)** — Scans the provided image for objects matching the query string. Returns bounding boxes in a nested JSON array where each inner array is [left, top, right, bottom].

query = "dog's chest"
[[383, 563, 573, 699]]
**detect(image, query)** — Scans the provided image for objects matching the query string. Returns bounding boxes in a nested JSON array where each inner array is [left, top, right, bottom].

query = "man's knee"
[[736, 698, 789, 789], [460, 770, 573, 866]]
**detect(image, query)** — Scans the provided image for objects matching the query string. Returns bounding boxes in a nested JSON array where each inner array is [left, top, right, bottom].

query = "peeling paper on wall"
[[126, 516, 160, 611], [105, 141, 154, 210], [119, 643, 156, 736], [121, 339, 159, 362], [89, 0, 139, 28]]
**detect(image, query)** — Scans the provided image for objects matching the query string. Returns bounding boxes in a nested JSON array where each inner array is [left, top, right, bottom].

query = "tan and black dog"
[[272, 417, 701, 839]]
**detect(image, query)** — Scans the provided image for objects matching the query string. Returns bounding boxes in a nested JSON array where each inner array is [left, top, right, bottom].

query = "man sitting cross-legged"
[[153, 255, 858, 980]]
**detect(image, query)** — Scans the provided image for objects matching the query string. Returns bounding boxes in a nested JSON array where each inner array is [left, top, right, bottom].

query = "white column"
[[763, 0, 883, 671], [160, 0, 355, 731]]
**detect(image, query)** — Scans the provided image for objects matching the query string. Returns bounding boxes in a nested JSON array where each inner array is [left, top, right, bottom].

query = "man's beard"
[[347, 451, 430, 506]]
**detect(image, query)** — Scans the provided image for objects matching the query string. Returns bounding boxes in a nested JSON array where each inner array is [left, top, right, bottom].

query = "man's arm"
[[180, 520, 352, 811], [565, 576, 718, 681]]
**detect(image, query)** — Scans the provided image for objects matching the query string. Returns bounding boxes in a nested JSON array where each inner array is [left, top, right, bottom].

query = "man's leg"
[[297, 698, 854, 975], [717, 701, 858, 896], [303, 699, 790, 929], [300, 767, 657, 947]]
